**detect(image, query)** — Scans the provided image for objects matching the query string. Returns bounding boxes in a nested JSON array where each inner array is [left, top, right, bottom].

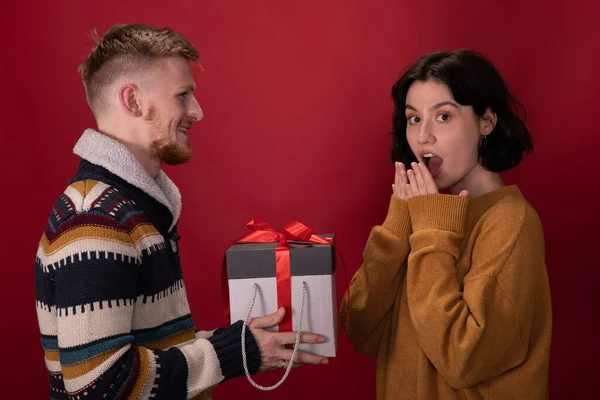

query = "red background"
[[1, 0, 598, 398]]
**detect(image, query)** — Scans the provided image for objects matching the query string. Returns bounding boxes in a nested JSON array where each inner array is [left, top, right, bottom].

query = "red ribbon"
[[222, 217, 350, 333]]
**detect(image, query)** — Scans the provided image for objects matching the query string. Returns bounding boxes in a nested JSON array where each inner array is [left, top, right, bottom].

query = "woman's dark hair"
[[390, 50, 533, 172]]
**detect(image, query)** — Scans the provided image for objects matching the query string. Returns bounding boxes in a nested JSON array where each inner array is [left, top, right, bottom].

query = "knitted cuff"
[[381, 195, 412, 238], [208, 320, 261, 380], [407, 194, 468, 233]]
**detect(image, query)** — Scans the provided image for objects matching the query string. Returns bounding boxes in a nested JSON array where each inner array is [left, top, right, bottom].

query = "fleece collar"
[[73, 129, 182, 230]]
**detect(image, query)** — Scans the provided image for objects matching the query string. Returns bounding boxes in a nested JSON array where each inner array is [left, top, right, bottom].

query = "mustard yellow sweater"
[[341, 186, 552, 399]]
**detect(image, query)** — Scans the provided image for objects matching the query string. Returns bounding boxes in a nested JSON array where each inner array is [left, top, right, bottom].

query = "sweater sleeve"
[[40, 210, 261, 399], [406, 194, 545, 389], [340, 195, 412, 357]]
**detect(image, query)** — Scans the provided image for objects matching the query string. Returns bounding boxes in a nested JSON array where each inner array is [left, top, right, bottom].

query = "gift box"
[[224, 219, 338, 358]]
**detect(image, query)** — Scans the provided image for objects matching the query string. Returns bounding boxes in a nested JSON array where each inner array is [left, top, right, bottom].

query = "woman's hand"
[[393, 161, 468, 199], [392, 162, 410, 201]]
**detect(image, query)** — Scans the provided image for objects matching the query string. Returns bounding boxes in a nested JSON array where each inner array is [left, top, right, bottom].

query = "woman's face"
[[404, 80, 494, 193]]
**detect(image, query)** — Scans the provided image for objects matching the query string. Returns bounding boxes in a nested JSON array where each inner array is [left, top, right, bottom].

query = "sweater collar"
[[467, 185, 523, 222], [73, 128, 182, 231]]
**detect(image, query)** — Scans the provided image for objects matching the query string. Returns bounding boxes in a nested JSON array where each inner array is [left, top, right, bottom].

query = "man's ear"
[[118, 84, 142, 117], [479, 107, 497, 136]]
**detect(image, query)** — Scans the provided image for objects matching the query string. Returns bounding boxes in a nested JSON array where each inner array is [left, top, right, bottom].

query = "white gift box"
[[225, 235, 338, 357]]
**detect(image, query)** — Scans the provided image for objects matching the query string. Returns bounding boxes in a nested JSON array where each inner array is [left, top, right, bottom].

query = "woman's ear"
[[479, 108, 497, 136]]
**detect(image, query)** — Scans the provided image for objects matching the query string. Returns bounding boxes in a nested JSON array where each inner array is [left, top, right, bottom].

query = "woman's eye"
[[436, 113, 450, 122], [407, 116, 420, 124]]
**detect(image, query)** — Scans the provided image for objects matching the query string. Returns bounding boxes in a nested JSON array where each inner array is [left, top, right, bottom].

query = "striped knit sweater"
[[35, 129, 260, 399]]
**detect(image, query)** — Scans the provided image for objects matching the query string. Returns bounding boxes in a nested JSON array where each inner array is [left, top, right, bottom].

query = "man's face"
[[143, 57, 203, 165]]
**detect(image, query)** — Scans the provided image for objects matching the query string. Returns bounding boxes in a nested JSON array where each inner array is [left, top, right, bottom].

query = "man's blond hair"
[[78, 23, 199, 115]]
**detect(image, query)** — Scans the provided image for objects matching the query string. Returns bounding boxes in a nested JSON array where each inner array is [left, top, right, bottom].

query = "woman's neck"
[[450, 164, 505, 198]]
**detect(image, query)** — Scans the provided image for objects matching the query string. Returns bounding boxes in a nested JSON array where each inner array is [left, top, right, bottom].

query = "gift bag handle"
[[241, 281, 308, 390]]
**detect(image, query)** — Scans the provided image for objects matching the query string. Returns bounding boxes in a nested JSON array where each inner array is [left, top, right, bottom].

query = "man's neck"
[[96, 124, 161, 179], [126, 143, 162, 178]]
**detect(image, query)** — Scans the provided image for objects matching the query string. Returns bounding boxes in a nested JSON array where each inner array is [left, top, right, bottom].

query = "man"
[[34, 23, 328, 400]]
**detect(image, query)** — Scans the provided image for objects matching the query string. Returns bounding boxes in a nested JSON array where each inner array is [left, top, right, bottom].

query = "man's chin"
[[163, 148, 193, 165], [152, 142, 193, 165], [163, 153, 193, 165]]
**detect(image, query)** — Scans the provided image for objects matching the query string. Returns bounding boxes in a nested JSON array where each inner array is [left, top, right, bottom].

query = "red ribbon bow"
[[222, 217, 350, 333]]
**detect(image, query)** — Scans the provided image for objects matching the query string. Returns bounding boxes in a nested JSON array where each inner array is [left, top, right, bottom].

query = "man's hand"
[[249, 308, 329, 371]]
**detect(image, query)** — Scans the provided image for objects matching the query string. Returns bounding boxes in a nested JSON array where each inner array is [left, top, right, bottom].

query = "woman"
[[341, 50, 552, 399]]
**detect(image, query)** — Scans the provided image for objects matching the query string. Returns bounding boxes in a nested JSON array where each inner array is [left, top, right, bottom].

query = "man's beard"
[[146, 105, 193, 165]]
